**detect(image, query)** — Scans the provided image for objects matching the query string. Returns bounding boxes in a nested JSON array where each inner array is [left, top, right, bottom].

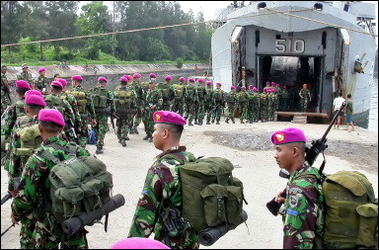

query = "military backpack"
[[157, 83, 174, 103], [16, 122, 43, 167], [172, 84, 185, 98], [37, 143, 115, 234], [67, 90, 87, 114], [300, 170, 378, 249], [163, 154, 248, 234], [91, 88, 109, 109], [114, 89, 135, 115]]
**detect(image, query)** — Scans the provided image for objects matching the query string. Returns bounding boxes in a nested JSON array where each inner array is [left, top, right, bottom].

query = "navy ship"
[[211, 1, 377, 127]]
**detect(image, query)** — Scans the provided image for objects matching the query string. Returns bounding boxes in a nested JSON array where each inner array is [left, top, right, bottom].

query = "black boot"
[[96, 146, 103, 154], [143, 135, 149, 140], [148, 137, 153, 142], [120, 139, 126, 147]]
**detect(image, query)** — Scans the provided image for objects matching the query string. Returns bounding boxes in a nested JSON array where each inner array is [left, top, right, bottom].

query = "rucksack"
[[37, 144, 114, 226], [114, 89, 135, 115], [320, 171, 378, 249], [67, 90, 87, 114], [15, 123, 43, 167], [157, 83, 173, 102], [91, 88, 109, 108], [172, 84, 185, 98], [44, 94, 65, 115], [163, 154, 248, 234]]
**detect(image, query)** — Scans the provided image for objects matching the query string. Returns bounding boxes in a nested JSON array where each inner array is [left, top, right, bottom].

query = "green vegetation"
[[1, 1, 216, 65]]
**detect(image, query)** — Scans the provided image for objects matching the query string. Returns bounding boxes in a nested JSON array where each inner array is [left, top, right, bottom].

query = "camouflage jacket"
[[70, 86, 97, 119], [35, 76, 49, 91], [11, 136, 90, 221], [279, 162, 324, 249], [299, 89, 311, 100], [1, 98, 27, 137], [59, 92, 82, 131], [131, 81, 145, 108], [17, 72, 34, 86], [145, 88, 163, 114], [128, 146, 199, 249]]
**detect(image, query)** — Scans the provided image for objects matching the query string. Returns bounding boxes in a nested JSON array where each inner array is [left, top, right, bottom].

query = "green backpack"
[[321, 171, 378, 249], [157, 83, 173, 102], [164, 155, 248, 234], [37, 144, 114, 225], [44, 94, 65, 115]]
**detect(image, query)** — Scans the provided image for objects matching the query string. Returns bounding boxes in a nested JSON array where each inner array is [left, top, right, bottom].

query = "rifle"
[[110, 114, 118, 135], [266, 101, 346, 216], [1, 177, 21, 206], [1, 223, 15, 237], [65, 118, 80, 145]]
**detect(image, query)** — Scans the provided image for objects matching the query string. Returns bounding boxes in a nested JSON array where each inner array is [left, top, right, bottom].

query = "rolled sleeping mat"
[[198, 209, 248, 246]]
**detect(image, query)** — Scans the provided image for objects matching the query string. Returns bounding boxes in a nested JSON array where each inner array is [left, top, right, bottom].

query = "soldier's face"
[[152, 124, 167, 150], [274, 144, 294, 171]]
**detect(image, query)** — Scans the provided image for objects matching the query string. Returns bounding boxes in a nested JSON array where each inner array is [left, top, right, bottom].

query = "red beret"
[[165, 75, 172, 81], [198, 79, 204, 83], [149, 73, 157, 78], [110, 238, 170, 249], [231, 86, 236, 90], [25, 90, 43, 97], [133, 73, 141, 78], [25, 94, 46, 107], [16, 80, 31, 90], [120, 76, 129, 82], [241, 86, 246, 90], [271, 82, 276, 85], [38, 68, 46, 73], [38, 109, 65, 127], [188, 78, 195, 82], [206, 81, 212, 85], [179, 77, 186, 81], [153, 111, 186, 126], [98, 77, 107, 83], [51, 81, 63, 88], [253, 87, 258, 92], [216, 83, 222, 86], [271, 127, 307, 145], [57, 78, 67, 87], [71, 75, 83, 81]]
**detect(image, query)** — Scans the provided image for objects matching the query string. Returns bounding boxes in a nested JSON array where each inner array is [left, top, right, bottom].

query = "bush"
[[176, 57, 184, 69]]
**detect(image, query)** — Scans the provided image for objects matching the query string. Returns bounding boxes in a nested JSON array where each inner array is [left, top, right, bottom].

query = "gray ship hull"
[[211, 1, 377, 127]]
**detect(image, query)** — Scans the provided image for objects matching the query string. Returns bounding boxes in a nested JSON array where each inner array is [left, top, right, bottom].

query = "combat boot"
[[96, 146, 103, 154], [125, 136, 130, 140], [132, 126, 139, 134], [120, 139, 126, 147], [143, 135, 149, 140], [188, 122, 194, 126], [216, 121, 220, 125], [198, 120, 203, 125], [206, 121, 211, 125], [148, 137, 153, 142], [225, 118, 229, 124]]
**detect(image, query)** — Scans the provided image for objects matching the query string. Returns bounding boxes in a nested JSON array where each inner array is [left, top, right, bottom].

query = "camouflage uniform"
[[212, 88, 225, 124], [143, 87, 163, 141], [259, 92, 269, 122], [281, 88, 290, 111], [113, 85, 137, 142], [89, 86, 114, 150], [194, 84, 207, 125], [279, 162, 324, 249], [171, 83, 186, 116], [184, 84, 197, 126], [131, 80, 145, 134], [299, 88, 311, 112], [1, 67, 12, 115], [247, 90, 260, 123], [237, 90, 249, 123], [67, 86, 97, 147], [1, 98, 27, 139], [11, 136, 90, 249], [128, 146, 199, 249], [34, 76, 50, 92], [157, 82, 175, 111], [59, 92, 82, 142], [7, 115, 41, 249], [17, 71, 35, 89], [225, 90, 238, 124], [204, 86, 214, 124]]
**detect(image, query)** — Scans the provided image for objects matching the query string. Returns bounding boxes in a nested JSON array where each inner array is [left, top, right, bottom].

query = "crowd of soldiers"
[[1, 64, 298, 156]]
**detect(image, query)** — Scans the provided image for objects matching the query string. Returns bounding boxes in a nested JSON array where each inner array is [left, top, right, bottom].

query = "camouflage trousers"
[[133, 109, 143, 128], [93, 114, 109, 147], [184, 101, 196, 125], [78, 114, 90, 148], [116, 114, 133, 140], [226, 104, 237, 123], [142, 109, 154, 137], [19, 214, 35, 249], [195, 102, 205, 124], [171, 98, 185, 116], [300, 98, 309, 112], [213, 102, 224, 123], [260, 105, 269, 122], [248, 105, 259, 122], [239, 102, 248, 122], [205, 104, 214, 123]]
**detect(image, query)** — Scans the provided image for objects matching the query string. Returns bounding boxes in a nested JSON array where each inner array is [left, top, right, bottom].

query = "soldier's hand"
[[274, 191, 286, 204], [11, 213, 19, 225]]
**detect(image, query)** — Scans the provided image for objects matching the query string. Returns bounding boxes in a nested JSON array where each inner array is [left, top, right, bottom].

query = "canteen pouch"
[[356, 203, 378, 248], [225, 184, 243, 229], [201, 184, 228, 227]]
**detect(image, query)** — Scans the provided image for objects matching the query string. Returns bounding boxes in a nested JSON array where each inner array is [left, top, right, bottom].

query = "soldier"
[[251, 87, 260, 122], [246, 85, 256, 123], [11, 109, 90, 249], [57, 78, 82, 143], [299, 84, 311, 112], [1, 80, 31, 140], [128, 110, 199, 249], [68, 75, 97, 147], [237, 86, 249, 124], [259, 89, 269, 122], [270, 127, 324, 248], [263, 81, 271, 92], [114, 76, 137, 146], [1, 64, 12, 115], [171, 77, 186, 116], [6, 93, 46, 249], [212, 83, 225, 124], [142, 79, 163, 142], [184, 78, 197, 126], [225, 86, 238, 124], [157, 75, 175, 111], [205, 81, 214, 125], [17, 64, 35, 89], [194, 78, 207, 125], [280, 86, 290, 111], [130, 73, 144, 135], [89, 77, 114, 154], [34, 67, 49, 94]]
